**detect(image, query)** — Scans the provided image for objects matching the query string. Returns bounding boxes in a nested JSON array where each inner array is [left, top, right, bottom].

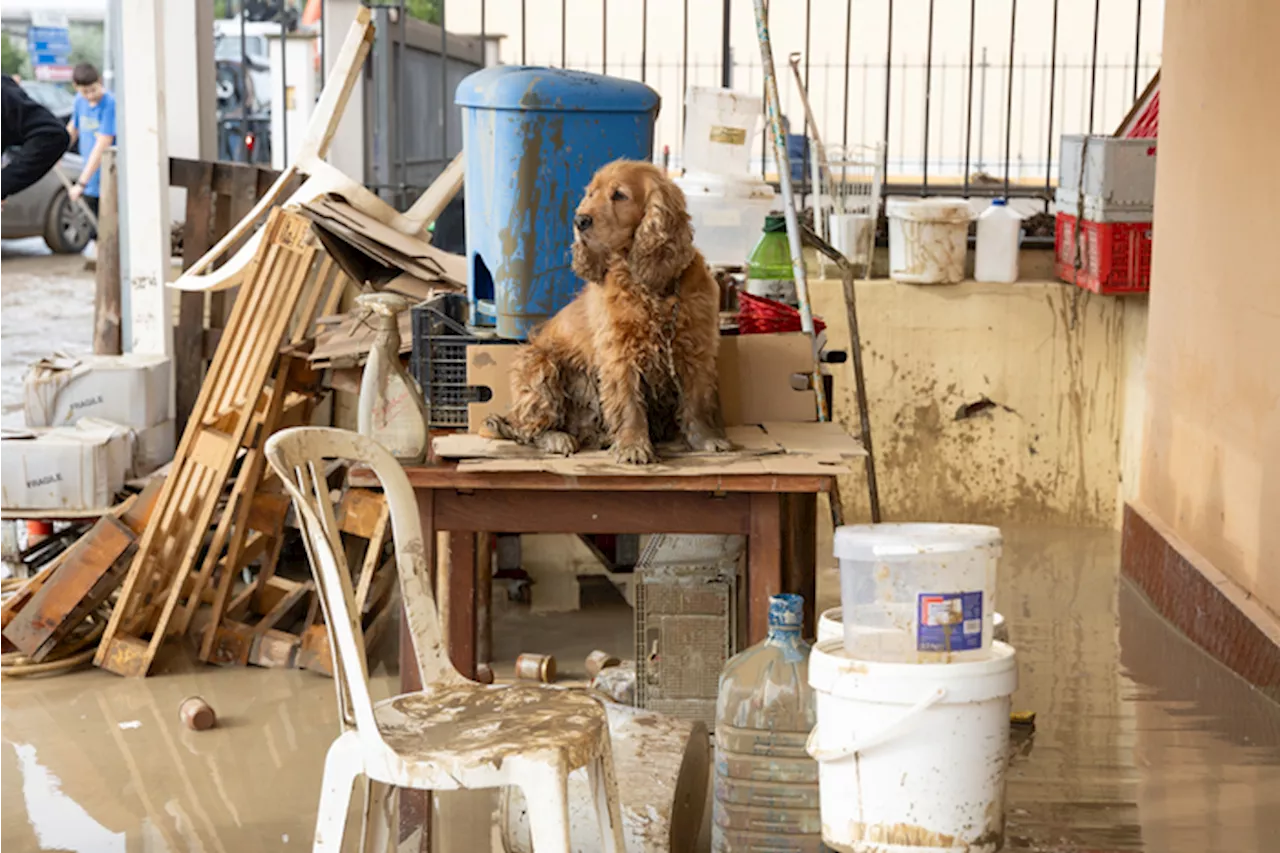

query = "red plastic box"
[[1054, 212, 1152, 295]]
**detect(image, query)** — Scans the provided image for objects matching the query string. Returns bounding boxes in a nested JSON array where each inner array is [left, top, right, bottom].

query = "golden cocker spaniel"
[[485, 159, 730, 465]]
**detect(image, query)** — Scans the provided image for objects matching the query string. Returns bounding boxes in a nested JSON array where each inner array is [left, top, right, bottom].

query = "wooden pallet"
[[94, 210, 323, 677]]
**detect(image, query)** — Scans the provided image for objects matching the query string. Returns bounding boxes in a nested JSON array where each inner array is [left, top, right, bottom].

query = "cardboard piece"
[[23, 353, 171, 430], [309, 309, 413, 368], [2, 421, 132, 511], [465, 332, 819, 431]]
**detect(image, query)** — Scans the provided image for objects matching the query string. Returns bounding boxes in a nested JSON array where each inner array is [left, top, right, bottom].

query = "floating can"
[[515, 653, 556, 683], [179, 696, 217, 731], [584, 650, 621, 679]]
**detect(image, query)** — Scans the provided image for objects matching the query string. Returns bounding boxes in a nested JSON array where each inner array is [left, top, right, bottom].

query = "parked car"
[[1, 151, 93, 254], [19, 80, 76, 125]]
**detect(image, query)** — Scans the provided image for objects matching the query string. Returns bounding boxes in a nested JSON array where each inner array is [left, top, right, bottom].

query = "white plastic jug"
[[974, 199, 1022, 283]]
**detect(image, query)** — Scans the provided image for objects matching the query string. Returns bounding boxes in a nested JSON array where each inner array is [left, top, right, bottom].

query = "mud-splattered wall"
[[811, 278, 1147, 529]]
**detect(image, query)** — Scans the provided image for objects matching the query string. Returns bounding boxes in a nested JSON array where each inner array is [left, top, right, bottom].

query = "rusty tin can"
[[179, 696, 217, 731], [584, 650, 621, 679], [475, 662, 496, 685], [515, 653, 556, 683]]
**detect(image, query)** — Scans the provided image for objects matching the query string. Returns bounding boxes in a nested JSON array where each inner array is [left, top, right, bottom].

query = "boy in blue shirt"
[[66, 63, 115, 220]]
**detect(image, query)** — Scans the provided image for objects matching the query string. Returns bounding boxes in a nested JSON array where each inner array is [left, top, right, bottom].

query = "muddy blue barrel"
[[457, 67, 660, 339]]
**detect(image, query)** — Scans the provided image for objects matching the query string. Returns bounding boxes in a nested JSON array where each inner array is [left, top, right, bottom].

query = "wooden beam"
[[432, 490, 753, 535], [93, 149, 122, 355]]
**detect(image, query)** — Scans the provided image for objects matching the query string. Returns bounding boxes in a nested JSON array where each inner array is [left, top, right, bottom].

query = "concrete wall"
[[1135, 1, 1280, 617], [813, 278, 1143, 529]]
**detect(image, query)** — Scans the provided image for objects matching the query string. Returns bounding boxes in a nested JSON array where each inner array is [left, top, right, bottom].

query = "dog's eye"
[[611, 189, 627, 202]]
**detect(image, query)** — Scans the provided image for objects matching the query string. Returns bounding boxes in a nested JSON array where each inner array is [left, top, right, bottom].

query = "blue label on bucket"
[[916, 592, 983, 652]]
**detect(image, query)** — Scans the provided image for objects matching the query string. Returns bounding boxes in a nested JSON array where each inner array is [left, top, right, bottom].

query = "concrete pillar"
[[118, 0, 172, 362], [323, 0, 366, 181]]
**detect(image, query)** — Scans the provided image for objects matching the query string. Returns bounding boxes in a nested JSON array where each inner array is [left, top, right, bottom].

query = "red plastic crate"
[[1055, 212, 1152, 295]]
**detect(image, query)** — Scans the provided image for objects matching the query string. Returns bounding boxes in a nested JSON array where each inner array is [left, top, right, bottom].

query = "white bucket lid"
[[885, 196, 972, 223], [809, 638, 1018, 703], [833, 523, 1002, 561], [676, 171, 777, 201], [685, 86, 762, 114]]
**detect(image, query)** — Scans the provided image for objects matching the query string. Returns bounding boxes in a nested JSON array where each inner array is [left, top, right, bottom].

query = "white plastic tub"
[[886, 197, 971, 284], [819, 607, 1008, 646], [807, 639, 1017, 852], [676, 172, 777, 268], [683, 87, 762, 176], [834, 524, 1002, 663]]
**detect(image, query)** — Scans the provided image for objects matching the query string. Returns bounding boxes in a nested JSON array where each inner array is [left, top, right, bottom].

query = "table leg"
[[477, 533, 492, 664], [446, 530, 477, 679], [781, 493, 818, 637], [399, 488, 436, 851], [748, 493, 783, 644]]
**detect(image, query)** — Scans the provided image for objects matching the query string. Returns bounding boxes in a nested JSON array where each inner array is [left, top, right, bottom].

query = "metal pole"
[[441, 0, 449, 188], [641, 0, 648, 82], [1045, 0, 1059, 204], [1133, 0, 1142, 102], [561, 0, 566, 67], [681, 0, 689, 164], [977, 47, 987, 173], [1088, 0, 1100, 133], [1003, 0, 1017, 196], [602, 0, 607, 74], [922, 0, 935, 192], [802, 0, 811, 197], [521, 0, 527, 65], [962, 0, 975, 195], [881, 0, 893, 179], [751, 0, 829, 423], [841, 0, 852, 150], [240, 4, 248, 162], [480, 0, 486, 66], [721, 0, 732, 89], [280, 13, 288, 167]]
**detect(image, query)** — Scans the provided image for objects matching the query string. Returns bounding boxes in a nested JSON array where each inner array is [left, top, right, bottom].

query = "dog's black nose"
[[574, 214, 593, 232]]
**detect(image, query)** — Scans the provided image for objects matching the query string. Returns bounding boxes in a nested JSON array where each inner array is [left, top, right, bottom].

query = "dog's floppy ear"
[[629, 171, 696, 289]]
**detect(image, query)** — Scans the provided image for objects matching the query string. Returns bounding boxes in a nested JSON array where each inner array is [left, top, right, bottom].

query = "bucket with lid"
[[886, 197, 972, 284], [818, 607, 1008, 647], [806, 638, 1017, 852], [684, 87, 763, 176], [834, 524, 1001, 663]]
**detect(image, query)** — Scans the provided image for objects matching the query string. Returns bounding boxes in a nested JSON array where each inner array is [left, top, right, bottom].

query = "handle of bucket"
[[805, 686, 948, 763]]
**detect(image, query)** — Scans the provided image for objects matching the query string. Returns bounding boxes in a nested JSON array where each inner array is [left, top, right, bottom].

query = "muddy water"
[[2, 524, 1278, 852], [0, 241, 97, 427]]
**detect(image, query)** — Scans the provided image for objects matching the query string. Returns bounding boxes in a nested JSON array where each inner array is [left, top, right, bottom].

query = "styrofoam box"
[[133, 419, 176, 477], [1, 421, 132, 511], [1054, 188, 1153, 224], [23, 353, 171, 430], [1058, 135, 1156, 211]]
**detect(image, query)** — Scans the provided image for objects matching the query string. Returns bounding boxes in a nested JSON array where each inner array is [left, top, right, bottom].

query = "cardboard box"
[[133, 419, 176, 476], [2, 421, 132, 511], [23, 353, 171, 430]]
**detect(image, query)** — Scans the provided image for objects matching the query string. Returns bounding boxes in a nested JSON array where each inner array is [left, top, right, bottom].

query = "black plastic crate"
[[409, 294, 502, 430]]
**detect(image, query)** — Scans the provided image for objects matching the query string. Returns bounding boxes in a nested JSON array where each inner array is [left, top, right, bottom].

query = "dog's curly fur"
[[485, 160, 731, 465]]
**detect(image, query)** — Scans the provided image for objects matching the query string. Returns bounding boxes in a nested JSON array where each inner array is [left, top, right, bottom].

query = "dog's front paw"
[[697, 435, 734, 453], [536, 431, 578, 457], [612, 441, 657, 465]]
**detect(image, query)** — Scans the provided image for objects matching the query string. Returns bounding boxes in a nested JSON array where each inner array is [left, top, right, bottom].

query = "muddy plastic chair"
[[264, 427, 625, 852]]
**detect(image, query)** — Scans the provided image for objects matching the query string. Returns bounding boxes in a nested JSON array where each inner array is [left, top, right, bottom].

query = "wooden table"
[[390, 464, 831, 684]]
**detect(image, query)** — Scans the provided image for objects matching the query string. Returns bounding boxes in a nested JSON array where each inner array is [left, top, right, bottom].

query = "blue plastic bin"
[[457, 67, 660, 339]]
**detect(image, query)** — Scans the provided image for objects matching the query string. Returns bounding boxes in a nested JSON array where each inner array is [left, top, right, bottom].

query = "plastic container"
[[683, 87, 762, 176], [745, 214, 796, 306], [886, 197, 971, 284], [807, 639, 1017, 852], [974, 199, 1022, 283], [457, 67, 660, 339], [356, 293, 429, 463], [712, 594, 822, 853], [834, 524, 1002, 663], [1054, 211, 1153, 295], [828, 212, 875, 267], [819, 607, 1008, 645], [676, 172, 777, 268], [1058, 134, 1157, 215]]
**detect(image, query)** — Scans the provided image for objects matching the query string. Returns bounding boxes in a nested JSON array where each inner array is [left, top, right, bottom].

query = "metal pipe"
[[399, 2, 408, 208], [280, 13, 288, 166], [561, 0, 566, 67], [962, 0, 975, 196], [841, 0, 852, 150], [602, 0, 607, 74], [641, 0, 648, 82], [521, 0, 527, 65], [751, 0, 829, 423], [1133, 0, 1142, 101], [441, 0, 449, 196], [881, 0, 893, 179], [789, 53, 832, 235], [801, 0, 811, 196], [240, 5, 247, 162], [1003, 0, 1017, 196], [681, 0, 689, 165], [922, 0, 935, 192], [802, 225, 881, 522], [480, 0, 486, 66]]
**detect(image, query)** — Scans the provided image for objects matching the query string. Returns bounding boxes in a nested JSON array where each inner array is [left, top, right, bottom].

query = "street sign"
[[27, 22, 72, 81]]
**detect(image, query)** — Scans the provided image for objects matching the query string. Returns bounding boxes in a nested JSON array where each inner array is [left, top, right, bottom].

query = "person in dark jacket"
[[1, 76, 71, 203]]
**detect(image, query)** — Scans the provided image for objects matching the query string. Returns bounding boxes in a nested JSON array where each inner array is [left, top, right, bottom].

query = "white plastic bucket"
[[676, 171, 777, 267], [834, 524, 1002, 664], [818, 607, 1008, 646], [886, 197, 971, 284], [683, 87, 762, 176], [807, 639, 1017, 852]]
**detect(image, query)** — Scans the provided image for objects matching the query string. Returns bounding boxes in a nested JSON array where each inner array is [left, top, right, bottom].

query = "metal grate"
[[634, 561, 737, 729]]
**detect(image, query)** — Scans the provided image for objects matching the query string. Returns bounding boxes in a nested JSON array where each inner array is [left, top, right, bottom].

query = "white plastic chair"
[[264, 426, 625, 852]]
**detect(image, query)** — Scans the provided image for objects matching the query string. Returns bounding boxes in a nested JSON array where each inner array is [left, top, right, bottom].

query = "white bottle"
[[356, 293, 429, 463], [975, 199, 1022, 283]]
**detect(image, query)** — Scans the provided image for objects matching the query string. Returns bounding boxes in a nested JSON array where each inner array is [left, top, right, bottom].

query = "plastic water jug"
[[712, 594, 822, 853], [975, 198, 1022, 283]]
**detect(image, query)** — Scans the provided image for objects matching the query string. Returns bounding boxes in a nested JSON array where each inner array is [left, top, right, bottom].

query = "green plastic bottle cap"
[[763, 213, 787, 233]]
